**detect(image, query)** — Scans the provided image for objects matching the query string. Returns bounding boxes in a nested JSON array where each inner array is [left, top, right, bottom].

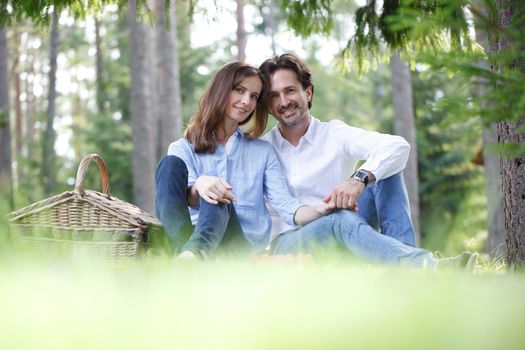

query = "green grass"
[[0, 253, 524, 350]]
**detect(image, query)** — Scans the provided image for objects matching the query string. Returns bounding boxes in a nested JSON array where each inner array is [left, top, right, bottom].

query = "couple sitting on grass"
[[155, 54, 477, 269]]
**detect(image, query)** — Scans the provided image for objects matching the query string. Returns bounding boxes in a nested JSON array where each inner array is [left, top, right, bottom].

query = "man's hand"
[[323, 179, 365, 211], [194, 175, 236, 205]]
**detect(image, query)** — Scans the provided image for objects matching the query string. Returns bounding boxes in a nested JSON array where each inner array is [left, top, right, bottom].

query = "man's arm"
[[293, 203, 335, 226], [326, 121, 409, 210], [263, 145, 304, 226]]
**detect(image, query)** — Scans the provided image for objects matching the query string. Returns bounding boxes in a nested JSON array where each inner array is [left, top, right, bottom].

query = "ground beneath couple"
[[0, 253, 521, 350]]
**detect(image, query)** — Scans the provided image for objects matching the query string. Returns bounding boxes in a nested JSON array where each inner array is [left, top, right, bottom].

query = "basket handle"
[[74, 154, 110, 195]]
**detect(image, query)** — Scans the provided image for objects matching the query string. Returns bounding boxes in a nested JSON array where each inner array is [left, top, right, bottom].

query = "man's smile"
[[279, 103, 298, 117]]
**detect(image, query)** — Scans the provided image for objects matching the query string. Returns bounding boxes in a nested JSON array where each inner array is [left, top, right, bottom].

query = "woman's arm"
[[293, 203, 335, 226], [261, 144, 335, 226]]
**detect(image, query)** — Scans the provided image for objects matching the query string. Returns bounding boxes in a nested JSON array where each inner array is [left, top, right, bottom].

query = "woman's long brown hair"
[[184, 62, 269, 153]]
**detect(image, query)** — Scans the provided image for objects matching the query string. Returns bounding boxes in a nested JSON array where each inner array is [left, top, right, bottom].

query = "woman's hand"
[[192, 175, 236, 205]]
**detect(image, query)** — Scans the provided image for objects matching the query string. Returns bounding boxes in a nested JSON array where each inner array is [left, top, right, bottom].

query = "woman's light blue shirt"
[[167, 129, 301, 250]]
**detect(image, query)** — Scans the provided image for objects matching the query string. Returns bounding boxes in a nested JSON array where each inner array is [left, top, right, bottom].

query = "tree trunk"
[[483, 125, 506, 255], [155, 0, 183, 158], [0, 26, 13, 211], [372, 78, 385, 123], [43, 10, 60, 195], [268, 0, 277, 56], [14, 68, 22, 155], [128, 0, 156, 214], [25, 60, 35, 148], [236, 0, 247, 61], [390, 52, 420, 246], [11, 30, 22, 156], [498, 119, 525, 266], [471, 1, 506, 257], [94, 17, 106, 114], [492, 0, 525, 267]]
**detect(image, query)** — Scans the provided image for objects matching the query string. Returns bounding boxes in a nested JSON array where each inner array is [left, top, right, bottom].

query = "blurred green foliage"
[[412, 68, 487, 253], [0, 0, 155, 26]]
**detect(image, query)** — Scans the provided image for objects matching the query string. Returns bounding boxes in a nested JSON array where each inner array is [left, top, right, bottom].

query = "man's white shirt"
[[263, 116, 410, 241]]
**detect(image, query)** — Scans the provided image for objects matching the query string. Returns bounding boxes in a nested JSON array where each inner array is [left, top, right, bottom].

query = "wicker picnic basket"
[[7, 154, 164, 258]]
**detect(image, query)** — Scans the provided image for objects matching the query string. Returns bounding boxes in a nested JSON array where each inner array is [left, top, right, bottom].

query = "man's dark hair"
[[259, 54, 315, 109]]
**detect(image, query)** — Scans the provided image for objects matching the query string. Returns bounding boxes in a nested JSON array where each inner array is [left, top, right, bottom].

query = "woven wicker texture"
[[8, 154, 163, 258]]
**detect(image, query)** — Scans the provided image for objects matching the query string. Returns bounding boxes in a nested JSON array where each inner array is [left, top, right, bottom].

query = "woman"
[[155, 62, 332, 259]]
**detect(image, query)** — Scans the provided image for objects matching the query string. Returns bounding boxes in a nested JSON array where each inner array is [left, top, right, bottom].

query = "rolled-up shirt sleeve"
[[330, 120, 410, 181], [263, 145, 302, 226]]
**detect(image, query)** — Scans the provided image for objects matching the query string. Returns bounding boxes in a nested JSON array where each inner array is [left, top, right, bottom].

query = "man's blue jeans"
[[271, 173, 434, 267], [357, 173, 416, 246], [271, 209, 436, 267], [155, 155, 247, 256]]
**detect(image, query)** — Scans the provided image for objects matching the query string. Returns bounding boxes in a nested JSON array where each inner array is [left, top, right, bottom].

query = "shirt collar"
[[218, 128, 242, 152], [302, 116, 318, 145], [231, 128, 243, 147], [273, 126, 286, 149]]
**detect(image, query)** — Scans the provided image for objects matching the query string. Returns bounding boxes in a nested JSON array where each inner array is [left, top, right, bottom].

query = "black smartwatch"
[[351, 170, 370, 186]]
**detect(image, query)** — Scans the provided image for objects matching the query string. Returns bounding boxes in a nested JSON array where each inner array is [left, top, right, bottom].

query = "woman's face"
[[224, 75, 262, 125]]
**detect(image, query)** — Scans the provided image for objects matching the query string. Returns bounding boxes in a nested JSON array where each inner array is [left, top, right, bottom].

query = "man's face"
[[269, 69, 312, 128]]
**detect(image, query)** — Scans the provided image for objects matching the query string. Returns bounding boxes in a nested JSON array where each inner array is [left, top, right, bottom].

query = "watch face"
[[353, 170, 369, 185]]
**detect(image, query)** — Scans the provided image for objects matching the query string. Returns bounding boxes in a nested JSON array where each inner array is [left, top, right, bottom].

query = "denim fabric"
[[155, 156, 194, 254], [357, 172, 416, 246], [155, 155, 248, 256], [182, 199, 248, 258], [166, 129, 302, 250], [271, 210, 436, 268]]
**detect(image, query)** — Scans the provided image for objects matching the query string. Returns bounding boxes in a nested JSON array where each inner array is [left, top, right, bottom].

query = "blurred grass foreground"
[[1, 251, 525, 350]]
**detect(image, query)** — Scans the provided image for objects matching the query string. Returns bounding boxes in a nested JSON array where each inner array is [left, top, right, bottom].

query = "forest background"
[[0, 0, 524, 264]]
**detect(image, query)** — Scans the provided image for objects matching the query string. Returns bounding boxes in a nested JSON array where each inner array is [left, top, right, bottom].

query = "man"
[[257, 54, 475, 268], [258, 54, 414, 247]]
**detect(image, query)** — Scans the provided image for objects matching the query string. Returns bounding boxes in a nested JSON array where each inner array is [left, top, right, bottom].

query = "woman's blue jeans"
[[155, 155, 246, 257]]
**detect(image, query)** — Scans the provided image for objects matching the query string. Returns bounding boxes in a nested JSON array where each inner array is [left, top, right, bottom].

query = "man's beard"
[[277, 102, 307, 127]]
